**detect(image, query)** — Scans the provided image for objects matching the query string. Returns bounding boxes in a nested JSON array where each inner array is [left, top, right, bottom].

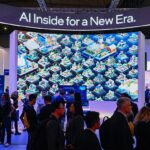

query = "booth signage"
[[0, 4, 150, 31], [0, 75, 4, 102], [4, 69, 9, 76]]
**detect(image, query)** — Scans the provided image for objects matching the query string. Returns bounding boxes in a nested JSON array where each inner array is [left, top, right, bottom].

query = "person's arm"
[[46, 120, 58, 150], [26, 108, 37, 131]]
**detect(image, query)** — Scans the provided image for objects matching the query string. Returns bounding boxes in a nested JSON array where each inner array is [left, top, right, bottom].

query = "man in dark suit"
[[38, 95, 52, 122], [46, 98, 65, 150], [77, 111, 101, 150], [110, 97, 134, 150]]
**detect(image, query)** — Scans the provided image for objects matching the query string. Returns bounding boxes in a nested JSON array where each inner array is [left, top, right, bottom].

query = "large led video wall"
[[17, 31, 138, 101]]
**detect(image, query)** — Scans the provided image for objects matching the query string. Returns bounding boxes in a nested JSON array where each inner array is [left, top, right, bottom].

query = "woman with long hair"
[[134, 106, 150, 150]]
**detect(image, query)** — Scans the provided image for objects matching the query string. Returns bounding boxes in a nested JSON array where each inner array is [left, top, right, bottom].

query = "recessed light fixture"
[[4, 27, 7, 30]]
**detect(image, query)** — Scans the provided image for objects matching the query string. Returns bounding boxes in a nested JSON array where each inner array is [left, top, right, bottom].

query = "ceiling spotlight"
[[4, 27, 7, 30]]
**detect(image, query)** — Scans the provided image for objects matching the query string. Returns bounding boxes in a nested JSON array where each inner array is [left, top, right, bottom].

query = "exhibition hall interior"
[[0, 0, 150, 150]]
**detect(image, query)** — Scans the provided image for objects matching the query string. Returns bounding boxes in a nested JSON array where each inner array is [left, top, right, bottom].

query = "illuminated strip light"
[[109, 0, 121, 12], [36, 0, 48, 12]]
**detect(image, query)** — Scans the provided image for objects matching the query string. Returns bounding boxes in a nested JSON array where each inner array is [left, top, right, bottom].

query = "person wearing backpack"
[[99, 116, 111, 150], [110, 97, 134, 150]]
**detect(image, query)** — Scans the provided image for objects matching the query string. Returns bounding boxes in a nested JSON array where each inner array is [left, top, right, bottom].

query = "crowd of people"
[[0, 89, 150, 150]]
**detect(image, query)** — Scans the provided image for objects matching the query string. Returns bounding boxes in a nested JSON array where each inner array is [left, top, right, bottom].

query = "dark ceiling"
[[0, 0, 150, 47], [0, 0, 149, 8]]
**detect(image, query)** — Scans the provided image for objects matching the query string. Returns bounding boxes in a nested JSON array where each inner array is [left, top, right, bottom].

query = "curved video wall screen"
[[17, 31, 138, 101]]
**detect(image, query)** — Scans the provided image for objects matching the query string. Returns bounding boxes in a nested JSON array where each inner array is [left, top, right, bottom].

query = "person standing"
[[36, 90, 46, 114], [11, 91, 21, 135], [0, 93, 13, 147], [110, 97, 134, 150], [38, 95, 52, 122], [66, 102, 84, 150], [24, 94, 37, 150], [134, 106, 150, 150], [46, 99, 65, 150], [77, 111, 101, 150]]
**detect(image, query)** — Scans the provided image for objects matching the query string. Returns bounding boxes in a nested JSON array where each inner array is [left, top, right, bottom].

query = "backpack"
[[99, 116, 112, 150]]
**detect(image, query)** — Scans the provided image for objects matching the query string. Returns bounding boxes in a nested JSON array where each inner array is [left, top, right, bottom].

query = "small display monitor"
[[59, 85, 88, 106]]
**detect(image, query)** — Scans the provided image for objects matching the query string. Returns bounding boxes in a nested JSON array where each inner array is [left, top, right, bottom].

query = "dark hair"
[[2, 92, 10, 101], [51, 99, 65, 112], [11, 91, 18, 100], [59, 89, 65, 96], [120, 93, 131, 100], [74, 92, 82, 105], [69, 89, 75, 95], [44, 95, 51, 102], [29, 94, 37, 101], [85, 111, 100, 128], [74, 101, 83, 117]]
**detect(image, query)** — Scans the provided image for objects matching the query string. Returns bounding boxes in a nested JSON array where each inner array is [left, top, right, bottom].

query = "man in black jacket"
[[24, 94, 37, 150], [38, 95, 52, 122], [46, 98, 65, 150], [110, 97, 134, 150], [77, 111, 101, 150]]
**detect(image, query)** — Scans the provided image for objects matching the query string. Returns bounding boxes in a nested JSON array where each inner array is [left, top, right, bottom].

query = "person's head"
[[41, 90, 47, 97], [70, 103, 75, 114], [59, 89, 65, 97], [2, 92, 10, 101], [117, 97, 132, 115], [120, 93, 131, 99], [11, 91, 18, 100], [51, 99, 65, 118], [5, 86, 9, 93], [74, 92, 81, 101], [44, 95, 51, 104], [74, 92, 82, 105], [69, 102, 83, 117], [29, 94, 37, 105], [85, 111, 100, 131], [69, 89, 75, 96], [134, 106, 150, 123]]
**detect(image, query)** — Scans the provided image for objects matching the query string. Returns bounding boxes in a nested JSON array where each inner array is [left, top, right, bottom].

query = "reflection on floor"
[[0, 131, 27, 150]]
